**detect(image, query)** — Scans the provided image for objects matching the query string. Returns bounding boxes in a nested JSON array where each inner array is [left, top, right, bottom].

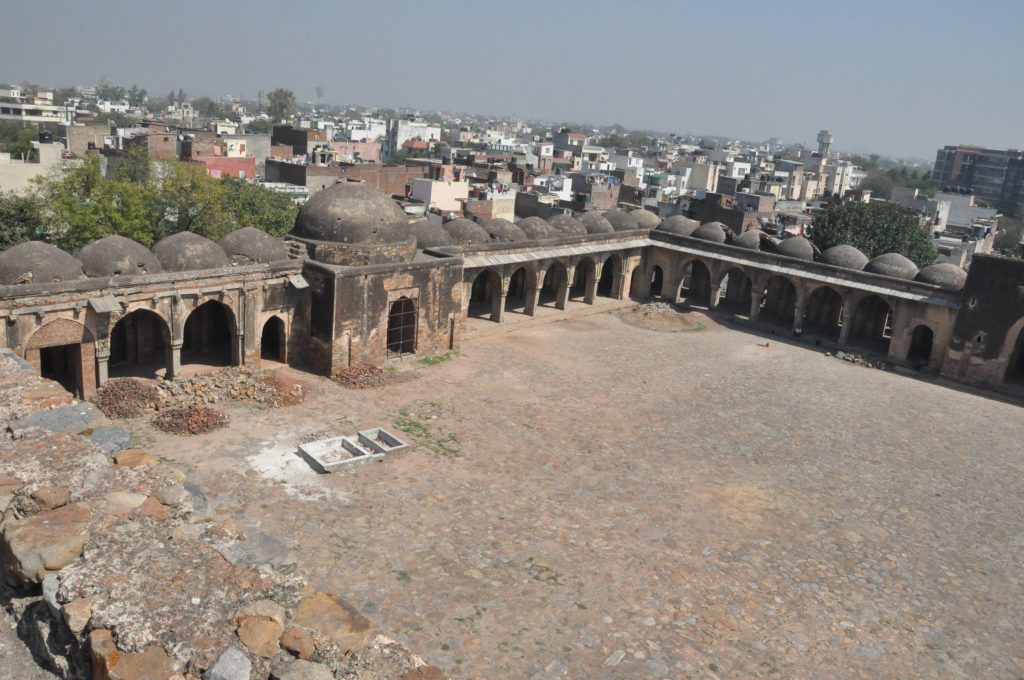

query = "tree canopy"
[[0, 154, 297, 253], [266, 88, 296, 123], [808, 201, 937, 268]]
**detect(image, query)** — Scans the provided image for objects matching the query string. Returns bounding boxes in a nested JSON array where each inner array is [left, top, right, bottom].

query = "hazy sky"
[[2, 0, 1020, 159]]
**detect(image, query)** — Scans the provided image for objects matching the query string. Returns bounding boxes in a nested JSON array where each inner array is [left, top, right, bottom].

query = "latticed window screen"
[[386, 297, 417, 357]]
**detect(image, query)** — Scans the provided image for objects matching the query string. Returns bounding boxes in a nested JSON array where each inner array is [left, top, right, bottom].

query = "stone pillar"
[[95, 347, 110, 386], [838, 296, 857, 345], [558, 267, 575, 310], [708, 284, 723, 310], [584, 265, 600, 304], [615, 273, 628, 300], [749, 292, 764, 323], [791, 286, 808, 335], [494, 293, 506, 322], [168, 342, 182, 380], [526, 284, 541, 316], [233, 333, 244, 366]]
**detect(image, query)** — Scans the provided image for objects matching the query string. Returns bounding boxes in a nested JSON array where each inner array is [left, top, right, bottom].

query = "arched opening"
[[569, 259, 593, 300], [907, 325, 934, 367], [597, 254, 621, 298], [260, 316, 286, 363], [680, 260, 712, 306], [26, 319, 95, 399], [761, 276, 796, 325], [848, 295, 893, 354], [109, 309, 170, 379], [718, 268, 751, 315], [539, 263, 567, 307], [803, 286, 843, 340], [182, 300, 235, 368], [650, 266, 664, 298], [386, 297, 417, 357], [468, 269, 501, 320], [504, 267, 531, 314], [1006, 327, 1024, 385]]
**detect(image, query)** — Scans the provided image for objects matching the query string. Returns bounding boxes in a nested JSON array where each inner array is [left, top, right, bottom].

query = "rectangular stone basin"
[[357, 428, 408, 454]]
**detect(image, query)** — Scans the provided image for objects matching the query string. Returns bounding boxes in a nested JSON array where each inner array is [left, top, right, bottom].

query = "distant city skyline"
[[2, 0, 1020, 160]]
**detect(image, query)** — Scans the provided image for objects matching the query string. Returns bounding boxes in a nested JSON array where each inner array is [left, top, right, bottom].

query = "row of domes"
[[654, 217, 966, 290], [0, 228, 290, 285]]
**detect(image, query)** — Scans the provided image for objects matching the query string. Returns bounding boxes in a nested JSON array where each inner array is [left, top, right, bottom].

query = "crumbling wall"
[[0, 349, 444, 679]]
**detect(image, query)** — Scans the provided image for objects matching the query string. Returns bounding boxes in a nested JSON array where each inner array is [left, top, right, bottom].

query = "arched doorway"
[[761, 276, 796, 325], [680, 260, 712, 306], [386, 297, 417, 357], [504, 267, 531, 314], [719, 268, 751, 315], [597, 255, 621, 298], [110, 309, 170, 379], [25, 319, 95, 399], [803, 286, 843, 340], [907, 325, 934, 367], [261, 316, 286, 363], [539, 263, 567, 307], [650, 266, 664, 298], [569, 259, 593, 301], [848, 295, 893, 354], [182, 300, 235, 368], [469, 269, 501, 320]]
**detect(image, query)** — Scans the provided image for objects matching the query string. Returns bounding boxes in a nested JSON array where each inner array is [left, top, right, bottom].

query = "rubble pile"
[[91, 378, 159, 418], [0, 352, 444, 679], [152, 406, 229, 435], [826, 350, 891, 371], [333, 365, 390, 389]]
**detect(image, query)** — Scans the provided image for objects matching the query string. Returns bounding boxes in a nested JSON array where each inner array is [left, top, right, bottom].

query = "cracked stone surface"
[[135, 309, 1024, 679]]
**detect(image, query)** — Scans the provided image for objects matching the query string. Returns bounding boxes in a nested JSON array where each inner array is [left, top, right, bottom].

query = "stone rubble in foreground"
[[0, 349, 444, 679]]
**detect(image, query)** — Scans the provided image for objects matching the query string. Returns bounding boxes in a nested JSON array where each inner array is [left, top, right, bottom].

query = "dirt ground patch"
[[139, 311, 1024, 679], [616, 302, 707, 332]]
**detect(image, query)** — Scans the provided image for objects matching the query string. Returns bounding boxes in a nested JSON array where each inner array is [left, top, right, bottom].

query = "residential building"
[[933, 145, 1024, 215]]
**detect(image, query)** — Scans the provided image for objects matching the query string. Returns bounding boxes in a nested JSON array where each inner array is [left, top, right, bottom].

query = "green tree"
[[808, 201, 937, 268], [0, 124, 38, 158], [151, 160, 232, 240], [35, 155, 157, 250], [266, 88, 296, 122], [221, 179, 297, 236], [994, 215, 1023, 256], [52, 87, 79, 106], [0, 191, 45, 249], [246, 119, 274, 134]]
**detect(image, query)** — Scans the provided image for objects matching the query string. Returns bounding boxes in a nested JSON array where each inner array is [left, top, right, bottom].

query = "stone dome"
[[775, 236, 815, 261], [442, 218, 490, 245], [482, 218, 527, 242], [633, 210, 661, 229], [691, 221, 729, 244], [409, 220, 453, 249], [576, 212, 614, 235], [819, 245, 869, 270], [0, 241, 85, 285], [291, 182, 408, 244], [548, 214, 588, 235], [864, 252, 919, 280], [915, 263, 967, 290], [656, 215, 699, 237], [516, 216, 556, 240], [603, 209, 640, 231], [730, 230, 761, 251], [216, 228, 290, 265], [78, 235, 162, 277], [152, 232, 229, 272]]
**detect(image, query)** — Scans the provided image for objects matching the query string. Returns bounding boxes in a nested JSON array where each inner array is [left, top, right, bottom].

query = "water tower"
[[817, 130, 833, 156]]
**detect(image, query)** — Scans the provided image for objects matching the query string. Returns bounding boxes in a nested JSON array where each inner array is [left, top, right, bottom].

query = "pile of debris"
[[91, 378, 159, 418], [826, 350, 891, 371], [152, 406, 228, 435], [92, 368, 310, 421], [334, 365, 390, 389]]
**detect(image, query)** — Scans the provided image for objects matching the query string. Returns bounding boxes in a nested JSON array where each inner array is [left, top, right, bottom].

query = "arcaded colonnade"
[[639, 236, 961, 370]]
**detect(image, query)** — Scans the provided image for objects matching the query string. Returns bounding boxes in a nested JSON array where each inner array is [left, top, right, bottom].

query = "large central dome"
[[291, 182, 409, 244]]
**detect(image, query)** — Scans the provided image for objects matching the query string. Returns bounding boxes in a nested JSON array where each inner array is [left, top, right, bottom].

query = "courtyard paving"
[[138, 308, 1024, 679]]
